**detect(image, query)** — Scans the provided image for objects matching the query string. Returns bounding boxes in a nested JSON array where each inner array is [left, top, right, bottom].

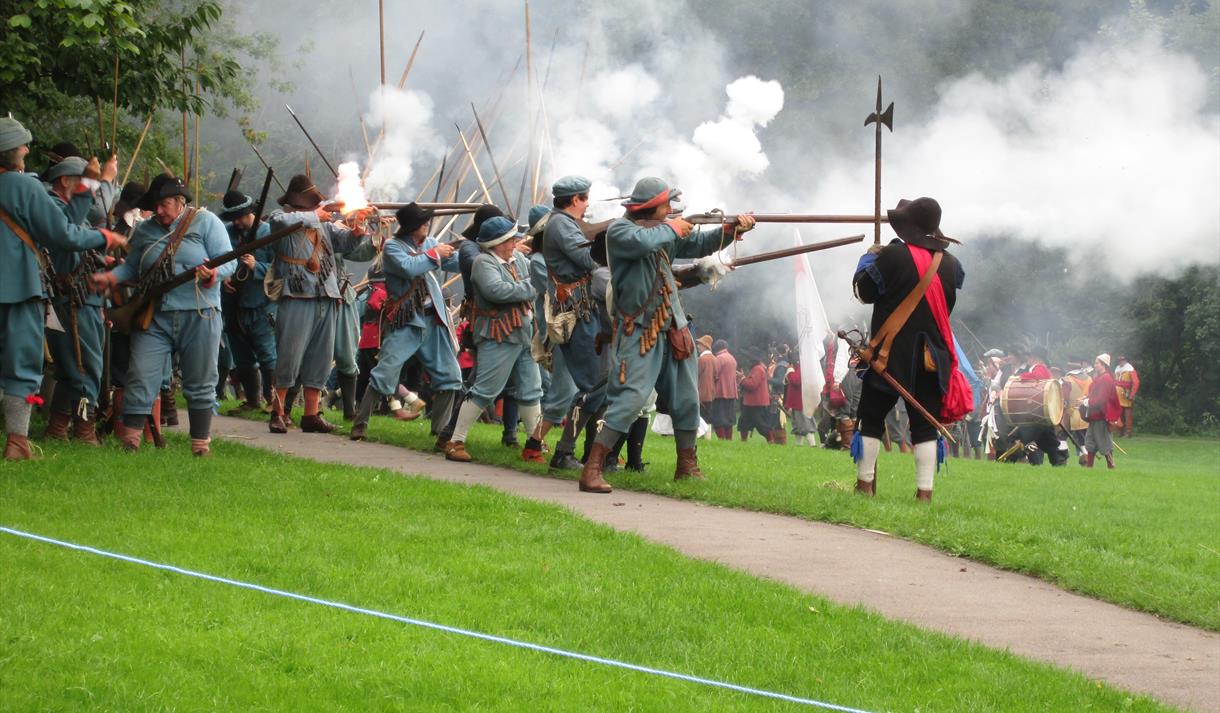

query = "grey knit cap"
[[0, 117, 33, 153]]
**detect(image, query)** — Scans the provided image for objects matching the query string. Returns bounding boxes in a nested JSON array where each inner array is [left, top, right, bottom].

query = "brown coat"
[[697, 349, 717, 403]]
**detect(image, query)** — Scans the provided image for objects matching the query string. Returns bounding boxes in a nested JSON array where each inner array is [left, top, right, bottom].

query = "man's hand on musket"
[[426, 242, 456, 261], [239, 253, 256, 269], [666, 217, 694, 238], [195, 264, 217, 288], [733, 213, 756, 238], [315, 206, 333, 223], [88, 271, 119, 294]]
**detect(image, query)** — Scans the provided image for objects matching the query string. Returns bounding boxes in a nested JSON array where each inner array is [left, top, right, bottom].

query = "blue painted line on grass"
[[2, 525, 874, 712]]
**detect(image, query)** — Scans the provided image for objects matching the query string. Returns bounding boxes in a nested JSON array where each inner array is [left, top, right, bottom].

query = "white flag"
[[793, 229, 828, 418]]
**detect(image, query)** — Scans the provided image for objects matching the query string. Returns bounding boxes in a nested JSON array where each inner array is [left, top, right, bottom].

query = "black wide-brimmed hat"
[[887, 197, 955, 250], [114, 181, 147, 217], [219, 190, 256, 221], [461, 204, 505, 239], [395, 202, 436, 236], [137, 173, 192, 211], [276, 173, 326, 210], [42, 141, 82, 175]]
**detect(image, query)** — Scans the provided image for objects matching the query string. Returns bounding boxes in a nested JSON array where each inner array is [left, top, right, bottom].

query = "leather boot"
[[855, 479, 876, 496], [1105, 454, 1116, 470], [3, 433, 35, 461], [916, 489, 933, 502], [338, 372, 358, 421], [119, 423, 141, 452], [1086, 453, 1095, 468], [72, 414, 102, 446], [283, 386, 300, 427], [44, 411, 71, 441], [227, 367, 261, 414], [191, 437, 211, 457], [579, 441, 613, 493], [300, 413, 337, 433], [674, 447, 704, 481], [899, 441, 911, 454], [349, 388, 379, 441], [768, 428, 787, 445], [444, 441, 473, 462], [160, 388, 178, 426], [144, 397, 166, 447]]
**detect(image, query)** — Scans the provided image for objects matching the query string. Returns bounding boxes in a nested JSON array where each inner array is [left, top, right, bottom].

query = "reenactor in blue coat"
[[349, 203, 463, 444], [578, 177, 754, 493], [264, 174, 367, 434], [329, 212, 378, 421], [0, 117, 124, 460], [219, 190, 276, 414], [443, 216, 543, 463], [41, 155, 113, 445], [522, 175, 606, 463], [89, 174, 234, 456]]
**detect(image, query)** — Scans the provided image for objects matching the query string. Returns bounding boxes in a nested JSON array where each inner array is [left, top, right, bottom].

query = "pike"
[[864, 76, 894, 247], [107, 222, 303, 335], [247, 142, 287, 192], [455, 124, 493, 203], [838, 328, 957, 444], [285, 104, 338, 178], [471, 103, 514, 215]]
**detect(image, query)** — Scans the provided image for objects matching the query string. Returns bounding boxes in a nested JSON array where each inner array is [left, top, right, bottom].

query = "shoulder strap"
[[866, 250, 943, 372], [0, 205, 51, 271]]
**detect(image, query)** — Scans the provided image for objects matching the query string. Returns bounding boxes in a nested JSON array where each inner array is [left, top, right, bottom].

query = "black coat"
[[852, 239, 965, 392]]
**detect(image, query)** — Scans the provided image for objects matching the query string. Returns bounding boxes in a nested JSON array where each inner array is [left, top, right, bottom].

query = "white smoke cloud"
[[590, 65, 662, 121], [806, 35, 1220, 278], [362, 86, 445, 202]]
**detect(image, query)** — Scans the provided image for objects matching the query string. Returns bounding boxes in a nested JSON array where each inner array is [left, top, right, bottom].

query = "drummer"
[[1007, 346, 1069, 466]]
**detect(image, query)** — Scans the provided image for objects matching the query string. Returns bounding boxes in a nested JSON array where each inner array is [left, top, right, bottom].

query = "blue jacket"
[[225, 221, 274, 309], [0, 171, 105, 304], [604, 219, 734, 331], [470, 250, 535, 346], [266, 208, 364, 300], [381, 235, 461, 332], [112, 208, 235, 311], [47, 188, 106, 307]]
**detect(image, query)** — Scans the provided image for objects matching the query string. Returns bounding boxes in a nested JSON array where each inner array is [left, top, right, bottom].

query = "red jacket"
[[741, 363, 771, 407], [713, 349, 739, 400], [1086, 372, 1122, 422], [358, 283, 388, 350], [783, 365, 802, 411], [1017, 363, 1053, 381]]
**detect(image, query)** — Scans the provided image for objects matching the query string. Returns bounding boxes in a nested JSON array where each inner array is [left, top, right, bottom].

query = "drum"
[[1000, 379, 1064, 428]]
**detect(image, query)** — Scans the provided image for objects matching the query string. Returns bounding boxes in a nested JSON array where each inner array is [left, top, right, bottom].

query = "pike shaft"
[[285, 104, 338, 178], [730, 234, 863, 268]]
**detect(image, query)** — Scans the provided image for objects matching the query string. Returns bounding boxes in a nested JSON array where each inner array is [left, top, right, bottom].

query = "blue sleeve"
[[382, 239, 443, 280], [606, 220, 679, 260], [673, 225, 734, 259], [16, 178, 106, 252], [555, 218, 598, 271], [472, 255, 535, 304], [203, 213, 237, 280], [111, 231, 144, 284]]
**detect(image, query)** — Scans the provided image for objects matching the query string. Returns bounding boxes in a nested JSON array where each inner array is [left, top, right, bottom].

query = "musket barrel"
[[730, 234, 865, 268], [685, 213, 888, 225]]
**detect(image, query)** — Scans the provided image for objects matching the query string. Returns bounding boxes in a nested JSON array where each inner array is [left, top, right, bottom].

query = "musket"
[[285, 104, 338, 178], [247, 141, 287, 192], [683, 212, 888, 226], [234, 167, 276, 284], [838, 328, 957, 444], [107, 222, 302, 335], [226, 167, 243, 193], [360, 202, 484, 210], [672, 234, 865, 289]]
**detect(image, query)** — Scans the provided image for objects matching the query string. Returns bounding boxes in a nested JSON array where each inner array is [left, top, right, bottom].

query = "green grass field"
[[239, 402, 1220, 632], [0, 437, 1174, 711]]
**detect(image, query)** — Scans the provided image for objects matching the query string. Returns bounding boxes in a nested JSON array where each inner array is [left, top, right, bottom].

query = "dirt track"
[[211, 415, 1220, 712]]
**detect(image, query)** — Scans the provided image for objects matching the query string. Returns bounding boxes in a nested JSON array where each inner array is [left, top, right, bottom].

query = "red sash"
[[907, 245, 972, 423]]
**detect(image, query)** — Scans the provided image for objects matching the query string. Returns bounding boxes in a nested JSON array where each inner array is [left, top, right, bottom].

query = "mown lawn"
[[0, 437, 1173, 712], [234, 401, 1220, 632]]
